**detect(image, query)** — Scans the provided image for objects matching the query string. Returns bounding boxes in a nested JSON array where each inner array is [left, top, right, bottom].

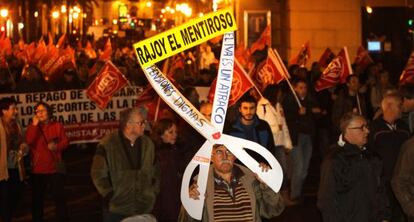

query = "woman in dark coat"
[[151, 118, 182, 222]]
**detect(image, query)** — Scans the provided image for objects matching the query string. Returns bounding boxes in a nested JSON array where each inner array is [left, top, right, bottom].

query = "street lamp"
[[52, 11, 60, 19], [0, 9, 8, 18]]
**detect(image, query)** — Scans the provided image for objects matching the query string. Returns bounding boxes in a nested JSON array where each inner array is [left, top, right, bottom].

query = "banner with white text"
[[0, 87, 144, 144]]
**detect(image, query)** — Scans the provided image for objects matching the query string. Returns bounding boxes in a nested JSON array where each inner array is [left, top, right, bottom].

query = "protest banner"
[[0, 87, 143, 144], [133, 8, 237, 68], [134, 8, 282, 220]]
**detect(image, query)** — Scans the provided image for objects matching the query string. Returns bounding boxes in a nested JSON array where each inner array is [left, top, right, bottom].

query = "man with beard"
[[317, 112, 390, 222], [180, 144, 285, 222], [223, 93, 275, 163]]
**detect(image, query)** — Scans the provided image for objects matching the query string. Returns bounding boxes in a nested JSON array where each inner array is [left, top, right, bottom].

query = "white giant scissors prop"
[[139, 32, 283, 220], [134, 9, 283, 219]]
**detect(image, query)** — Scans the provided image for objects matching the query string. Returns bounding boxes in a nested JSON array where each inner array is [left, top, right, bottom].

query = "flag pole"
[[272, 48, 302, 108], [154, 97, 161, 122]]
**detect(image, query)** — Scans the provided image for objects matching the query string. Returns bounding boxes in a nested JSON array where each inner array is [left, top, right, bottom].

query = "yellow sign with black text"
[[133, 8, 237, 68]]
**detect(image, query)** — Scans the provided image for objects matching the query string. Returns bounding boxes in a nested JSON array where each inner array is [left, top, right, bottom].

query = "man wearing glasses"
[[91, 107, 160, 222], [317, 112, 390, 222], [181, 144, 285, 222]]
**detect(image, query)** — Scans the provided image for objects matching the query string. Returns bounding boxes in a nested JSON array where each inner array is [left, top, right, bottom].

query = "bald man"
[[368, 93, 411, 221]]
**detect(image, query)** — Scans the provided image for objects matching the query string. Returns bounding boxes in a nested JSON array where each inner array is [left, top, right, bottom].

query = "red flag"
[[56, 34, 66, 49], [84, 41, 97, 59], [0, 36, 12, 67], [354, 46, 374, 70], [47, 47, 76, 78], [250, 25, 271, 54], [315, 47, 353, 91], [289, 41, 311, 67], [86, 61, 128, 109], [38, 44, 59, 76], [400, 51, 414, 85], [33, 39, 47, 64], [135, 86, 167, 122], [318, 48, 335, 69], [48, 32, 54, 47], [208, 59, 254, 106], [99, 38, 112, 61], [251, 48, 287, 91], [235, 43, 253, 69]]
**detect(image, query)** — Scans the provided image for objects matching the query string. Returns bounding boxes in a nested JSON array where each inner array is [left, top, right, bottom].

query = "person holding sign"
[[91, 107, 160, 222], [25, 101, 69, 222], [179, 144, 284, 222]]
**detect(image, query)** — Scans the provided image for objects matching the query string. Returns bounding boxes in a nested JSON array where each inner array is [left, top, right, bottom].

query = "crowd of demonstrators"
[[0, 34, 220, 95], [5, 32, 414, 222]]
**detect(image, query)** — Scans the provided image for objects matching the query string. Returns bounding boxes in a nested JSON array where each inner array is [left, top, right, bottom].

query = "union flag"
[[315, 47, 353, 91], [318, 48, 335, 69], [250, 25, 271, 54], [354, 46, 374, 70], [208, 59, 253, 107], [289, 41, 311, 67], [400, 51, 414, 85], [251, 48, 287, 92], [86, 61, 128, 109]]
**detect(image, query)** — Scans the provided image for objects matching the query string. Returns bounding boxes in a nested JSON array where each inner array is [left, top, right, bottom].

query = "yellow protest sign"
[[133, 8, 237, 68]]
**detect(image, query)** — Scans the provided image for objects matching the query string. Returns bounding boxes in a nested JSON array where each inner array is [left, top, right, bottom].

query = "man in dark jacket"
[[332, 75, 367, 135], [317, 112, 390, 222], [369, 93, 410, 221], [282, 79, 320, 204], [91, 107, 160, 222], [392, 134, 414, 221], [223, 93, 275, 163]]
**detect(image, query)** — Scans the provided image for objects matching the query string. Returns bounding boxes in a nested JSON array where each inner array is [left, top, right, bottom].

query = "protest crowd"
[[2, 24, 414, 222]]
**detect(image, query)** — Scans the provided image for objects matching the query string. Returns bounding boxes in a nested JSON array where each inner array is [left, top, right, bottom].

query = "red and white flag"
[[99, 38, 112, 61], [315, 47, 353, 92], [400, 51, 414, 85], [208, 59, 254, 107], [354, 46, 373, 70], [251, 48, 288, 91], [289, 41, 311, 67], [250, 25, 271, 54], [318, 48, 335, 69], [235, 43, 252, 69], [86, 61, 128, 109]]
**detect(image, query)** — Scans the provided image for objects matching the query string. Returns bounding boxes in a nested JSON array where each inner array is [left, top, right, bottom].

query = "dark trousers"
[[31, 173, 67, 222], [0, 169, 24, 222]]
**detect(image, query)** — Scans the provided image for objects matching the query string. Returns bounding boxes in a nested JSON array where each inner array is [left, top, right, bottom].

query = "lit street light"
[[52, 11, 60, 19], [0, 9, 8, 18]]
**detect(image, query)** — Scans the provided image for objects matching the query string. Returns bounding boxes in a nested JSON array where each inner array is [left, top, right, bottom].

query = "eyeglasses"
[[129, 120, 146, 126], [213, 149, 234, 157], [348, 124, 369, 131], [35, 109, 47, 114]]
